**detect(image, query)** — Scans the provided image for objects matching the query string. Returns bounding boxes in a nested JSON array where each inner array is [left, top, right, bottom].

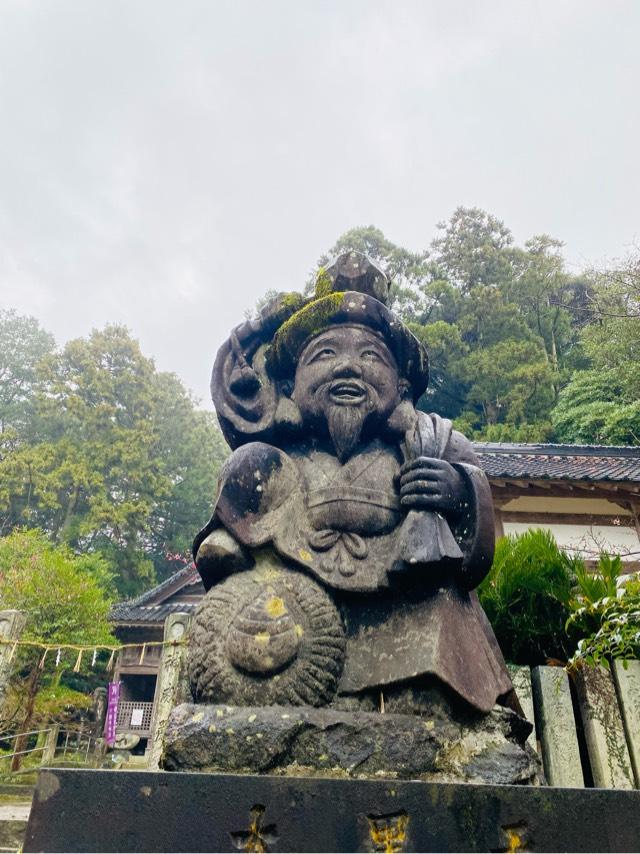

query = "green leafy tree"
[[431, 207, 516, 292], [551, 256, 640, 444], [0, 309, 55, 441], [505, 236, 583, 390], [146, 371, 228, 579], [0, 529, 114, 767], [0, 321, 229, 595], [0, 310, 55, 428], [459, 340, 555, 433], [552, 369, 640, 444], [0, 325, 169, 592], [408, 320, 468, 418]]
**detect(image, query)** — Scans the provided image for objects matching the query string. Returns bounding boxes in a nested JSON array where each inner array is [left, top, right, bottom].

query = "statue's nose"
[[332, 357, 362, 378]]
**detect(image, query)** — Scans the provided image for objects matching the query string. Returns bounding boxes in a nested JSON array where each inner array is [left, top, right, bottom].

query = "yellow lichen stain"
[[298, 549, 313, 562], [252, 557, 283, 581], [367, 812, 409, 853], [265, 596, 286, 618], [504, 829, 525, 852], [231, 805, 273, 853], [191, 711, 204, 723], [216, 708, 225, 718], [254, 632, 271, 645], [295, 624, 305, 638], [423, 720, 435, 731], [225, 728, 235, 735], [208, 724, 217, 733], [248, 714, 257, 723]]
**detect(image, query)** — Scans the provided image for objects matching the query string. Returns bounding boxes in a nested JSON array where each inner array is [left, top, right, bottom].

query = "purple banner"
[[104, 681, 121, 746]]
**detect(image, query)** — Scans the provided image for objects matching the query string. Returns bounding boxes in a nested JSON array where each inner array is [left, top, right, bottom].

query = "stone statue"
[[189, 252, 515, 718]]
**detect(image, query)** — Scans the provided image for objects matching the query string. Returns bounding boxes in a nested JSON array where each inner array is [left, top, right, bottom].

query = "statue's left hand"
[[399, 456, 466, 516]]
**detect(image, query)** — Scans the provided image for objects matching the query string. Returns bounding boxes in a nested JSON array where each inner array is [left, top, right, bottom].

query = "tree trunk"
[[550, 324, 559, 400], [57, 484, 79, 542], [10, 666, 40, 772]]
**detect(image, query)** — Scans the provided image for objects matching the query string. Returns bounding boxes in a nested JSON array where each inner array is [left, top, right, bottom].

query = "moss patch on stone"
[[267, 291, 347, 376], [314, 267, 334, 299]]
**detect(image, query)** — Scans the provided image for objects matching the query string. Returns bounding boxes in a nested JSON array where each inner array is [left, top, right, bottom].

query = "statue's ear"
[[274, 393, 302, 429], [386, 399, 418, 438], [398, 378, 411, 400]]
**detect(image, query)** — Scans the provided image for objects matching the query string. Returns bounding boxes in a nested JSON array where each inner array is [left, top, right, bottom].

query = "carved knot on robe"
[[307, 529, 368, 576]]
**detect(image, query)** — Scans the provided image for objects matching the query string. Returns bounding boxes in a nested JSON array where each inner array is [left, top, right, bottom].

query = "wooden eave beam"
[[489, 478, 640, 502]]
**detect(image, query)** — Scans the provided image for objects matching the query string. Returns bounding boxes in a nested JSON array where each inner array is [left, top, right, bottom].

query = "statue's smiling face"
[[292, 325, 403, 459]]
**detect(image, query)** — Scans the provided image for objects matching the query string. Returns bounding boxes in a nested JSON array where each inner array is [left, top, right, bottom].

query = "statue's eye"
[[361, 349, 380, 361], [309, 347, 336, 362]]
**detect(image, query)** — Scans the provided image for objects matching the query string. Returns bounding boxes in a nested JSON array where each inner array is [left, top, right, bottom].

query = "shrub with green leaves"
[[478, 528, 581, 664], [567, 555, 640, 668]]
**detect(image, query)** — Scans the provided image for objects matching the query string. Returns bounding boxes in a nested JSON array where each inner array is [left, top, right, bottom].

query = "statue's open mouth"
[[329, 380, 367, 404]]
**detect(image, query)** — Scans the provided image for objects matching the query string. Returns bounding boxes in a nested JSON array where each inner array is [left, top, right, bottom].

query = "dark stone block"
[[25, 768, 640, 852], [162, 702, 541, 786]]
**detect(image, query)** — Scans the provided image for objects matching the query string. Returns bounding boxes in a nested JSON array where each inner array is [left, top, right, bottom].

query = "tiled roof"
[[110, 599, 198, 624], [122, 563, 199, 607], [111, 564, 202, 625], [473, 443, 640, 483]]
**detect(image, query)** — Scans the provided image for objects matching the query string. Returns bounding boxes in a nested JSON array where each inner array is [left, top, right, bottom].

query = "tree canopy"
[[0, 319, 227, 596]]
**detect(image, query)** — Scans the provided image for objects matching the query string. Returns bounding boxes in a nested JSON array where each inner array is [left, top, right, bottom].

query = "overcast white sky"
[[1, 1, 639, 405]]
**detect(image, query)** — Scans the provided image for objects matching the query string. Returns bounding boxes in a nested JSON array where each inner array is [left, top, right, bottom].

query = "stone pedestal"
[[24, 768, 640, 852], [162, 702, 541, 786]]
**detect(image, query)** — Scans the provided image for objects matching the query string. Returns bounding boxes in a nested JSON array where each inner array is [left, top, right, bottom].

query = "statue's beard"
[[317, 384, 381, 462], [326, 405, 369, 462]]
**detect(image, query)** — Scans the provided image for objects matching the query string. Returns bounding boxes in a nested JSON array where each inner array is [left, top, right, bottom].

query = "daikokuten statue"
[[190, 253, 515, 719]]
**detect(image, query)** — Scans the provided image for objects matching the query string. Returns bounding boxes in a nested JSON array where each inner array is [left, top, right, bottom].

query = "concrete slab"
[[612, 660, 640, 788], [574, 665, 635, 790], [0, 803, 31, 821], [531, 665, 584, 787]]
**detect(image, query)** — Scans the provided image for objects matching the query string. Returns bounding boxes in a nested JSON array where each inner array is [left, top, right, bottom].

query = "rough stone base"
[[162, 703, 542, 785]]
